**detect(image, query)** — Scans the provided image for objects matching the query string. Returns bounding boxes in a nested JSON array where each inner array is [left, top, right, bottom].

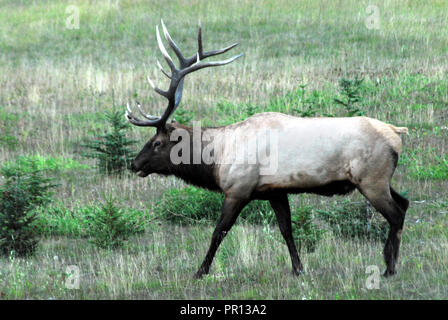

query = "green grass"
[[3, 155, 89, 172], [1, 218, 447, 299], [0, 0, 447, 299]]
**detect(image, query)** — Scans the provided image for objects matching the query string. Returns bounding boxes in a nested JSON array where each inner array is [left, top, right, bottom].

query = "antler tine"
[[183, 20, 239, 66], [125, 20, 242, 128], [147, 76, 156, 89], [197, 19, 203, 57], [181, 53, 243, 77], [161, 19, 186, 66], [156, 25, 176, 72], [137, 102, 160, 120], [126, 102, 133, 118], [126, 102, 157, 127], [202, 42, 239, 59], [185, 43, 240, 67], [157, 60, 171, 79], [147, 76, 169, 98]]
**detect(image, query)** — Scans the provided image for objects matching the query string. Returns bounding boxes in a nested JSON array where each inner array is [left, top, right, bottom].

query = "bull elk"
[[126, 20, 409, 279]]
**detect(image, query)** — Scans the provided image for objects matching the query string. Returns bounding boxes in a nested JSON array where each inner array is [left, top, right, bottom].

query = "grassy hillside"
[[0, 0, 447, 299]]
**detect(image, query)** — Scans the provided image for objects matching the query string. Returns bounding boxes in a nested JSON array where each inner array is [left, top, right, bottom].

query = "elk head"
[[126, 20, 242, 177]]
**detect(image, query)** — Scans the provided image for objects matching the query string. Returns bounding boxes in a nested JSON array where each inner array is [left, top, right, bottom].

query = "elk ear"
[[165, 122, 177, 132], [164, 123, 183, 142]]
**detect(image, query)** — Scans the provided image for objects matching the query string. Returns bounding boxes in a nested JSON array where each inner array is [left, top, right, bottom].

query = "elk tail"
[[389, 124, 409, 135]]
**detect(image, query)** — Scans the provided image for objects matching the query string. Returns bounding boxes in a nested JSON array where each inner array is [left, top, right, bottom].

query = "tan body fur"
[[203, 113, 407, 199]]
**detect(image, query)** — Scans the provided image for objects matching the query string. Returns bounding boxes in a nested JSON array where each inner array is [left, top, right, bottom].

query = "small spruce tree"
[[334, 76, 365, 117], [82, 108, 137, 175], [89, 195, 137, 249], [0, 182, 39, 257], [0, 158, 56, 257]]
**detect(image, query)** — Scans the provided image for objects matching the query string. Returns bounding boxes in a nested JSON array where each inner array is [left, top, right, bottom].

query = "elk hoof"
[[292, 268, 304, 277], [382, 269, 397, 277], [193, 270, 207, 279]]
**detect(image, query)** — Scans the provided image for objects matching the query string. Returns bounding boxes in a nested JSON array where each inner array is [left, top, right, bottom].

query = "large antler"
[[126, 20, 243, 128]]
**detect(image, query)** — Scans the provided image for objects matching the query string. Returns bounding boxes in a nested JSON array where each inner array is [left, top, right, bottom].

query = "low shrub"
[[35, 201, 147, 240], [318, 199, 388, 242], [215, 100, 261, 126], [399, 148, 448, 180], [154, 186, 324, 252], [267, 84, 333, 117], [291, 205, 326, 253], [3, 155, 88, 173], [153, 186, 274, 225], [35, 204, 96, 237], [154, 186, 223, 224]]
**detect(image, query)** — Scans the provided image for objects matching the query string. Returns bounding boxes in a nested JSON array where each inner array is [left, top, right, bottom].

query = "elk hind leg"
[[390, 187, 409, 213], [358, 182, 406, 277]]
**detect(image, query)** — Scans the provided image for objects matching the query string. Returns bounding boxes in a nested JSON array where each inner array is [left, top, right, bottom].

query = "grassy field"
[[0, 0, 447, 299]]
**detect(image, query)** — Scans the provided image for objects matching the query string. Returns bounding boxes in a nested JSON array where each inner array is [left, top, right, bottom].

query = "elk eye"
[[154, 141, 161, 147]]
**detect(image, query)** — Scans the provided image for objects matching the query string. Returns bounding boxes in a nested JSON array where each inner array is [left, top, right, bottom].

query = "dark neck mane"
[[168, 162, 219, 191], [167, 125, 220, 191]]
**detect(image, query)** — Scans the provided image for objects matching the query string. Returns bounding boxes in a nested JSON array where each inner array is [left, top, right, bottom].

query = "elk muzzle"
[[130, 158, 152, 177]]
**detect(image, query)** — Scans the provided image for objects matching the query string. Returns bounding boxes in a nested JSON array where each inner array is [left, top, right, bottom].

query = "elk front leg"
[[194, 196, 248, 279], [269, 193, 304, 276]]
